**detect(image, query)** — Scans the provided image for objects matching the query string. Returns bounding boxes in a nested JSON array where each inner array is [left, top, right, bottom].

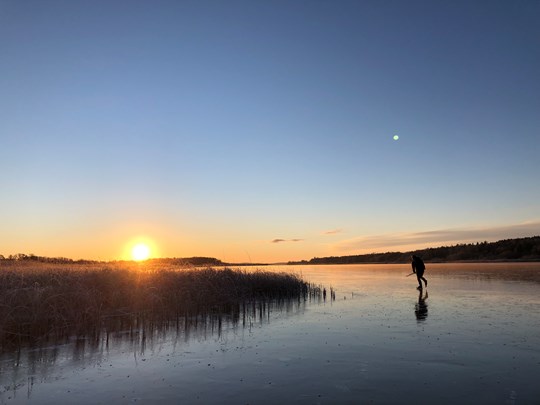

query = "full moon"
[[131, 243, 151, 261], [393, 135, 399, 141]]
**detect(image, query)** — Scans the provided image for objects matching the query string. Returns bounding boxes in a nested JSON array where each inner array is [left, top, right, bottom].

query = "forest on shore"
[[0, 254, 226, 267], [288, 236, 540, 265]]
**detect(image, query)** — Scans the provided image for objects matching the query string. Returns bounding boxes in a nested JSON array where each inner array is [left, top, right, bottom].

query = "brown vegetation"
[[0, 261, 319, 351]]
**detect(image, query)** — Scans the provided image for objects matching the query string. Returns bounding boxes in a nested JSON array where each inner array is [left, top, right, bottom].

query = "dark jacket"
[[412, 256, 425, 273]]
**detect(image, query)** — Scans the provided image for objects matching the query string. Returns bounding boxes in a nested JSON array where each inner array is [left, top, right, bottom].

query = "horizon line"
[[3, 234, 539, 264]]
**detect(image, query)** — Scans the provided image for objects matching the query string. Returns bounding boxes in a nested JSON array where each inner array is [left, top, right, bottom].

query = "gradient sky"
[[1, 0, 539, 262]]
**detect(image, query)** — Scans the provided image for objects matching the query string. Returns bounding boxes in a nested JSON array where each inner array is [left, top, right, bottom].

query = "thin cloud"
[[323, 229, 343, 235], [332, 221, 540, 253], [271, 238, 304, 244]]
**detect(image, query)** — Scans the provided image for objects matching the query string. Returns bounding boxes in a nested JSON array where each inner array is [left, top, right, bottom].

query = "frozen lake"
[[1, 263, 539, 404]]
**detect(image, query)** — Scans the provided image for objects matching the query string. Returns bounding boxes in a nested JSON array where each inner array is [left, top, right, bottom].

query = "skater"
[[411, 255, 428, 290]]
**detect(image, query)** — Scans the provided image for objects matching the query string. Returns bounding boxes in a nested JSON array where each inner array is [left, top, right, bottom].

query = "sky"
[[1, 0, 539, 263]]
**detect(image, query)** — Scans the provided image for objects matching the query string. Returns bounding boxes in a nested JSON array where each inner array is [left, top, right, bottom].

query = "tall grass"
[[0, 261, 321, 351]]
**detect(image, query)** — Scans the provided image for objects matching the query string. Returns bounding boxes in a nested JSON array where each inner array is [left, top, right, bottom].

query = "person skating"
[[411, 255, 428, 290]]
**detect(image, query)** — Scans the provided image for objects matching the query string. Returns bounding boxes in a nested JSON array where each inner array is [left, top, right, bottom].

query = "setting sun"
[[131, 243, 151, 261]]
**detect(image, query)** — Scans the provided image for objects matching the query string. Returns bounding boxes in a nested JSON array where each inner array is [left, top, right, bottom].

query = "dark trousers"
[[416, 270, 427, 287]]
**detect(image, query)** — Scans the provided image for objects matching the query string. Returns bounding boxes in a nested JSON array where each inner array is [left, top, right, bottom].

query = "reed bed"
[[0, 261, 321, 351]]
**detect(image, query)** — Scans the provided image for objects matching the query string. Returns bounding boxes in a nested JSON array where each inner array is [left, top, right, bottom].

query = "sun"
[[131, 243, 151, 261]]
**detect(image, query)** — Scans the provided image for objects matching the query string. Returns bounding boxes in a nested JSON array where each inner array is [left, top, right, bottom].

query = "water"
[[1, 263, 539, 404]]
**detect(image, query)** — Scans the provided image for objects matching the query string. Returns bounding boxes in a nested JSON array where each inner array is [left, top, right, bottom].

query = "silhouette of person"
[[415, 290, 428, 322], [411, 255, 428, 290]]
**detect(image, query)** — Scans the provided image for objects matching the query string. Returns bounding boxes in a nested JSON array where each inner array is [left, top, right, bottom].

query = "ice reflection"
[[0, 298, 309, 401], [414, 290, 428, 322]]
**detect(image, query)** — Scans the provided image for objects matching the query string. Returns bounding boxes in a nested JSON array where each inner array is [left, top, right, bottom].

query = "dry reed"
[[0, 261, 319, 351]]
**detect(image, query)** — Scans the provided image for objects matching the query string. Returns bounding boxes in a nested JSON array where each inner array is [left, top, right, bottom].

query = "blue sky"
[[1, 0, 539, 262]]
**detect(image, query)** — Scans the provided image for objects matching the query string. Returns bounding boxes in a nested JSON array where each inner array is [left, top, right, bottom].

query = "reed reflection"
[[0, 297, 313, 401], [415, 290, 428, 322]]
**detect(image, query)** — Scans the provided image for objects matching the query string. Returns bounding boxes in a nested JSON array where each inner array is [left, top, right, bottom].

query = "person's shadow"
[[415, 290, 428, 322]]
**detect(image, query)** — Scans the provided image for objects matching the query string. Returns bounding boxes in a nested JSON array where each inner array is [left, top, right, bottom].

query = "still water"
[[1, 263, 539, 404]]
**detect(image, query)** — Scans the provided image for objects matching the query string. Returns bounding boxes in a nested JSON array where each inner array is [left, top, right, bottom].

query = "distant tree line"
[[288, 236, 540, 265], [148, 257, 225, 266], [0, 253, 95, 264], [0, 254, 225, 267]]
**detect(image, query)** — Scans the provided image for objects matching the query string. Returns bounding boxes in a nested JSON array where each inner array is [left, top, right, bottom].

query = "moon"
[[393, 135, 399, 141]]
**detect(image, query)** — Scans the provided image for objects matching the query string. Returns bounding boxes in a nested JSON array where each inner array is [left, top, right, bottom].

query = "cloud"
[[332, 221, 540, 253], [271, 238, 303, 244], [323, 229, 343, 235]]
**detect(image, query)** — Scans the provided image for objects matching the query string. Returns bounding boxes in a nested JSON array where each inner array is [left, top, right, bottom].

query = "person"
[[411, 255, 428, 290]]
